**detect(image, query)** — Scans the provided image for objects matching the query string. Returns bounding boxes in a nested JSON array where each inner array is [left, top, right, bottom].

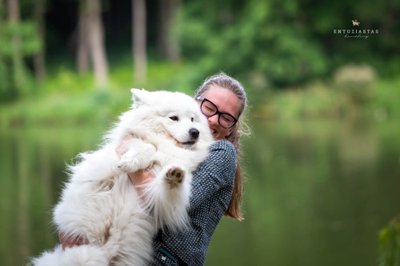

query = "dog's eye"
[[191, 117, 194, 122], [169, 116, 179, 121]]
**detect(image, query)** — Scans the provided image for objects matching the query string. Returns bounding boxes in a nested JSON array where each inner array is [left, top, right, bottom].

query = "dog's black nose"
[[189, 128, 199, 139]]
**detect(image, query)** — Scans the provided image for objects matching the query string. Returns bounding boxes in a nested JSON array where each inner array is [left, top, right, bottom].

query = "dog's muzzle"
[[189, 128, 199, 140], [181, 128, 199, 145]]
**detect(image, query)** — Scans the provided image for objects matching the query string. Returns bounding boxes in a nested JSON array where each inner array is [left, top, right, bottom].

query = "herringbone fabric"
[[149, 140, 237, 266]]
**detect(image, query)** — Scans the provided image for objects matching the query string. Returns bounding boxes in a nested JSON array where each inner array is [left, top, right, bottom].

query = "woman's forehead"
[[203, 86, 241, 116]]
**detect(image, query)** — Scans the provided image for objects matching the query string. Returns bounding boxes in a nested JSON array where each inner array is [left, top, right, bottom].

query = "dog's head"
[[131, 89, 213, 148]]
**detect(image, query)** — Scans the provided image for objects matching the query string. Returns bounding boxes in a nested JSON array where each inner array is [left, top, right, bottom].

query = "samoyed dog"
[[32, 89, 214, 266]]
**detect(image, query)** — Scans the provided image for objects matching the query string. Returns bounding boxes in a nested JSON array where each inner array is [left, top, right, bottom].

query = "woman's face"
[[200, 85, 241, 140]]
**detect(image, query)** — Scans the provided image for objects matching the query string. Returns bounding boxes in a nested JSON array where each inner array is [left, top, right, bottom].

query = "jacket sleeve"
[[189, 139, 237, 210], [149, 140, 238, 266]]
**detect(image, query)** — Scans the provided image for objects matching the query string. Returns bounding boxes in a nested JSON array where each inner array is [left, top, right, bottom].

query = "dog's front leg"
[[164, 167, 186, 189], [117, 139, 156, 173]]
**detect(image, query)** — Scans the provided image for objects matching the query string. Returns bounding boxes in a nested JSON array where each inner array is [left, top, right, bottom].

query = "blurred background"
[[1, 0, 400, 265]]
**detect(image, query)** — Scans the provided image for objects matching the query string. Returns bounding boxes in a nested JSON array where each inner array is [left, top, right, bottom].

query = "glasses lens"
[[219, 114, 236, 128], [201, 100, 217, 116], [200, 98, 238, 128]]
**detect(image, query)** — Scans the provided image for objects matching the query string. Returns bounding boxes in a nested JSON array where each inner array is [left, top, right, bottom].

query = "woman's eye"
[[169, 116, 179, 121]]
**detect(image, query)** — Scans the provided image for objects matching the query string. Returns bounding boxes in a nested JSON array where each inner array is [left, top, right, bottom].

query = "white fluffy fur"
[[32, 89, 214, 266]]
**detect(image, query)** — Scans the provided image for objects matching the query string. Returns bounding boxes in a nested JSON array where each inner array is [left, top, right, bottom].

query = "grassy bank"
[[0, 61, 198, 128], [256, 78, 400, 121], [1, 63, 400, 128]]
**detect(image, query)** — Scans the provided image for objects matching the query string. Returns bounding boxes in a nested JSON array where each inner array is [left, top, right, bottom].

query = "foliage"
[[0, 18, 41, 102], [368, 78, 400, 120], [0, 61, 197, 128], [2, 64, 399, 129], [257, 77, 400, 121], [0, 21, 41, 56], [179, 0, 400, 87], [1, 0, 399, 102], [379, 216, 400, 266], [332, 64, 376, 106], [179, 0, 327, 85], [1, 0, 400, 124]]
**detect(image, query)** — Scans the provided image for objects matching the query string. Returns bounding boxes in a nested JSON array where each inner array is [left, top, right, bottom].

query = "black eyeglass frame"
[[196, 96, 238, 129]]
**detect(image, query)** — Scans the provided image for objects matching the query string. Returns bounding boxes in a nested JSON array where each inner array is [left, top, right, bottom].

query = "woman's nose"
[[208, 114, 219, 126]]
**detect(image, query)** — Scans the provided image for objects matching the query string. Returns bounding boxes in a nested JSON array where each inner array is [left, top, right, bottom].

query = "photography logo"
[[352, 19, 360, 26], [333, 19, 379, 39]]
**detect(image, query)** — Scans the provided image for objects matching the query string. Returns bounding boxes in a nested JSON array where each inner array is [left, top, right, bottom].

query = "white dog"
[[32, 89, 214, 266]]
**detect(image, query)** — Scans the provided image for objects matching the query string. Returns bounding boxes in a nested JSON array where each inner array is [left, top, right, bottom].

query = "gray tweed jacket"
[[149, 139, 237, 266]]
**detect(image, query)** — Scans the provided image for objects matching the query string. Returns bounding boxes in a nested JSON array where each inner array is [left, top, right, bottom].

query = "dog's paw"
[[117, 157, 138, 173], [165, 167, 185, 188]]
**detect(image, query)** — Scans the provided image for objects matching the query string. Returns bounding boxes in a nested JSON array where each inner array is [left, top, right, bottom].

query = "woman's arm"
[[150, 140, 238, 265], [189, 140, 237, 211]]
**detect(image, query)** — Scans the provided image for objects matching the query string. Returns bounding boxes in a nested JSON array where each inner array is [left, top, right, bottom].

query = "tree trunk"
[[33, 0, 46, 82], [157, 0, 168, 57], [132, 0, 147, 83], [77, 2, 90, 74], [7, 0, 25, 95], [157, 0, 181, 63], [86, 0, 108, 87]]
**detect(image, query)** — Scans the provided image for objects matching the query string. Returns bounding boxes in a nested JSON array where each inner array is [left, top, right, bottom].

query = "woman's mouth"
[[211, 129, 218, 138]]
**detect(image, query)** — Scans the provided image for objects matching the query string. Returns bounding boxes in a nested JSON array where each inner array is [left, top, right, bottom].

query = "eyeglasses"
[[196, 97, 238, 129]]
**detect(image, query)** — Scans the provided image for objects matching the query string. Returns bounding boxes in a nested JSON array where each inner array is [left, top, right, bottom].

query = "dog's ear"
[[131, 88, 149, 107]]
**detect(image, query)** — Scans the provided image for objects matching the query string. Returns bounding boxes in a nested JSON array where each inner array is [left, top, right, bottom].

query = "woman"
[[60, 72, 249, 265], [144, 72, 248, 265]]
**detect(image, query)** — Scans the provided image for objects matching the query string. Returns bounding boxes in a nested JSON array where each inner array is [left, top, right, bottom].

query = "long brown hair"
[[195, 72, 249, 221]]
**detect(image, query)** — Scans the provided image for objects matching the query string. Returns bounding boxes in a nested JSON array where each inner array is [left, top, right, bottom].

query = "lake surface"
[[1, 118, 399, 266]]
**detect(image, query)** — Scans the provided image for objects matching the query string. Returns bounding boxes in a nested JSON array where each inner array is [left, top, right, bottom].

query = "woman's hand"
[[116, 134, 134, 156], [128, 169, 154, 198], [128, 169, 153, 186]]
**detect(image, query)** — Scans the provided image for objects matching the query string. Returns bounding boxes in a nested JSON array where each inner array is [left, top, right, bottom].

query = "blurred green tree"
[[84, 0, 109, 87], [178, 0, 400, 88], [132, 0, 147, 83], [0, 0, 41, 102], [379, 216, 400, 266], [33, 0, 46, 82]]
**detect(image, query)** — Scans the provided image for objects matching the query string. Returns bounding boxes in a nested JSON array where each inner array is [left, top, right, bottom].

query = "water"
[[1, 118, 399, 266]]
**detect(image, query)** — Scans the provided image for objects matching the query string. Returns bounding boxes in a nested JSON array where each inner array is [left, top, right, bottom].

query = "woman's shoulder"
[[210, 139, 236, 154], [205, 139, 237, 169]]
